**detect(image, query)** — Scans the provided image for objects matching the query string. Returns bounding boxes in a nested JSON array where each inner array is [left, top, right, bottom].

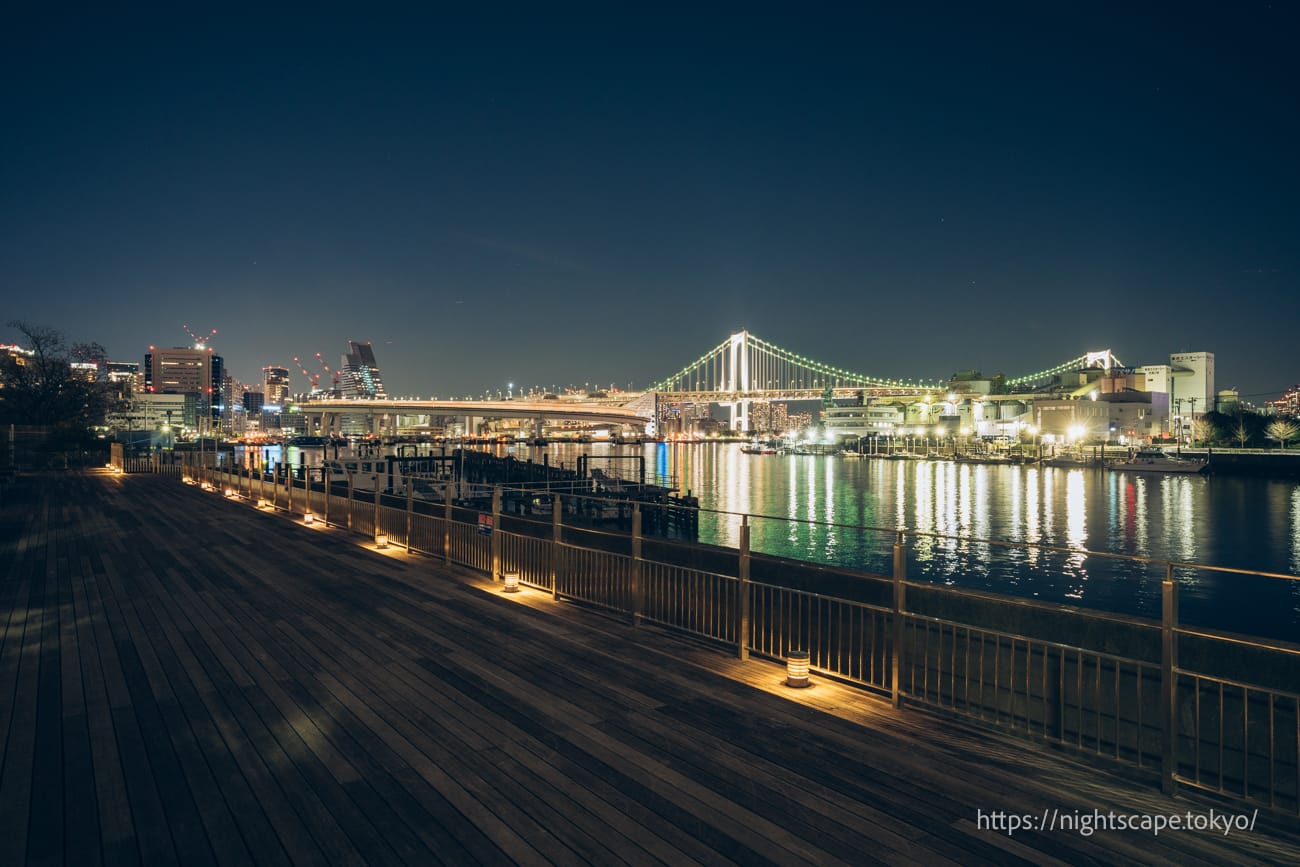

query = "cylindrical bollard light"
[[786, 650, 810, 688]]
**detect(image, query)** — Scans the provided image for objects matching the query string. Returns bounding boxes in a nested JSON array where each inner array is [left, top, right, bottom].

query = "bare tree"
[[1, 320, 110, 427], [71, 341, 109, 376], [1190, 417, 1213, 445], [1265, 419, 1299, 450], [1233, 417, 1251, 448]]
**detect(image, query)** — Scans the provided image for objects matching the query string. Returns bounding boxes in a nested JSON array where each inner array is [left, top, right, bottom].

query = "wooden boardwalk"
[[2, 469, 1298, 866]]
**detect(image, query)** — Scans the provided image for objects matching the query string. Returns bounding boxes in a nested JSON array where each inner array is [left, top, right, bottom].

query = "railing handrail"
[[481, 480, 1300, 585]]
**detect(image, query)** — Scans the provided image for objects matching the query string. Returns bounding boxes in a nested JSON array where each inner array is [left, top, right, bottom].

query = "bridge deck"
[[2, 469, 1297, 865]]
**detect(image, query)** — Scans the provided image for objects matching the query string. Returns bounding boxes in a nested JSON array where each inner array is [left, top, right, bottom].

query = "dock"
[[3, 469, 1298, 865]]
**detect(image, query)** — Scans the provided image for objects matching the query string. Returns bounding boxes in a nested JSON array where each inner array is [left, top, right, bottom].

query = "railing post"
[[491, 486, 502, 581], [405, 483, 414, 553], [286, 461, 293, 514], [323, 468, 331, 527], [551, 494, 563, 599], [629, 503, 643, 627], [1161, 564, 1179, 795], [346, 471, 354, 531], [373, 483, 381, 543], [892, 530, 907, 708], [738, 514, 750, 660], [443, 482, 452, 565]]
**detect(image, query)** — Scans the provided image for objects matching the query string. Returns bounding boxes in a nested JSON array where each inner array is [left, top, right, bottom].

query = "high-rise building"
[[1169, 351, 1214, 426], [338, 341, 386, 399], [144, 345, 223, 430], [263, 366, 290, 405], [220, 374, 240, 434], [750, 401, 792, 434]]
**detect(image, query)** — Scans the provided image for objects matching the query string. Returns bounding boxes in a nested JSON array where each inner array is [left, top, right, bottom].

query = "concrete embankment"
[[1185, 449, 1300, 479]]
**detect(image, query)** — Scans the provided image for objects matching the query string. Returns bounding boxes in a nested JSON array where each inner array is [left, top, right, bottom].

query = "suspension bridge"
[[645, 330, 1121, 400]]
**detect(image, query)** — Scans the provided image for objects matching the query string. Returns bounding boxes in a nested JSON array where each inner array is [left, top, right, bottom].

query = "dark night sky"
[[3, 3, 1297, 400]]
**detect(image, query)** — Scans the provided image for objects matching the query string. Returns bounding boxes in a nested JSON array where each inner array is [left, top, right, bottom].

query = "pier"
[[3, 468, 1299, 864]]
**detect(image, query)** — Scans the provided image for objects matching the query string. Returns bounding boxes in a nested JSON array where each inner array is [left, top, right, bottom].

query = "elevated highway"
[[296, 397, 652, 437]]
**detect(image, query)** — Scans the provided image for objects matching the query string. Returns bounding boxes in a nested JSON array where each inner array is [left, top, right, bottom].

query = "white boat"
[[1108, 447, 1208, 475]]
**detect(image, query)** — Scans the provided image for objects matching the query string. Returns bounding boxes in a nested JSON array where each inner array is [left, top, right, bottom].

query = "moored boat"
[[1108, 447, 1208, 474]]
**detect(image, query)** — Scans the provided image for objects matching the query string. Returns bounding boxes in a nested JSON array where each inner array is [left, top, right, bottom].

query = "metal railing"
[[180, 454, 1300, 816]]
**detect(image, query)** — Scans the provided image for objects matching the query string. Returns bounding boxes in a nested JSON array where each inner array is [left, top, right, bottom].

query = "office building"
[[338, 341, 387, 399], [144, 345, 223, 431]]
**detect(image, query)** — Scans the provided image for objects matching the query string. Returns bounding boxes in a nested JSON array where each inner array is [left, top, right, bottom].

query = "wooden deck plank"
[[217, 569, 702, 867], [3, 470, 1300, 866], [174, 530, 759, 867], [137, 561, 413, 867], [61, 555, 104, 867], [125, 577, 295, 867], [195, 556, 722, 867], [150, 566, 449, 867], [70, 547, 142, 867], [91, 542, 262, 867], [0, 499, 42, 867], [131, 566, 371, 867], [163, 548, 538, 865], [131, 562, 324, 867]]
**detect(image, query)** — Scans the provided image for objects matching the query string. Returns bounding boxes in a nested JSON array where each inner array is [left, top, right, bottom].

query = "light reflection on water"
[[660, 443, 1300, 637], [241, 440, 1300, 637]]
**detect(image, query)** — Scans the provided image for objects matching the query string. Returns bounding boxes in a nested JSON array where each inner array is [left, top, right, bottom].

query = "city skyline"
[[0, 325, 1270, 407], [3, 5, 1297, 399]]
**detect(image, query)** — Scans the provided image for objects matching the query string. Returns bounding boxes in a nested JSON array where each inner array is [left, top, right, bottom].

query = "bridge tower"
[[724, 330, 752, 432]]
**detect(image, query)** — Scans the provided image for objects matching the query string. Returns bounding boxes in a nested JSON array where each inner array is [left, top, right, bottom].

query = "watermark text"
[[976, 807, 1258, 837]]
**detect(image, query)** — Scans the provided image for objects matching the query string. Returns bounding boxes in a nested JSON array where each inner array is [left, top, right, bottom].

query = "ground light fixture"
[[503, 572, 520, 593], [786, 650, 810, 688], [304, 512, 314, 525], [376, 532, 388, 549], [224, 487, 235, 497]]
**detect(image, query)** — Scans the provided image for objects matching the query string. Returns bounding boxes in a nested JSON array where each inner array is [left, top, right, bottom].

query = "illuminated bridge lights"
[[648, 333, 1119, 399]]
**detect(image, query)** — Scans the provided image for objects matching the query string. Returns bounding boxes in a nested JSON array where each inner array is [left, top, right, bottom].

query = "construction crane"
[[182, 324, 218, 351], [292, 356, 322, 392], [314, 352, 338, 388]]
